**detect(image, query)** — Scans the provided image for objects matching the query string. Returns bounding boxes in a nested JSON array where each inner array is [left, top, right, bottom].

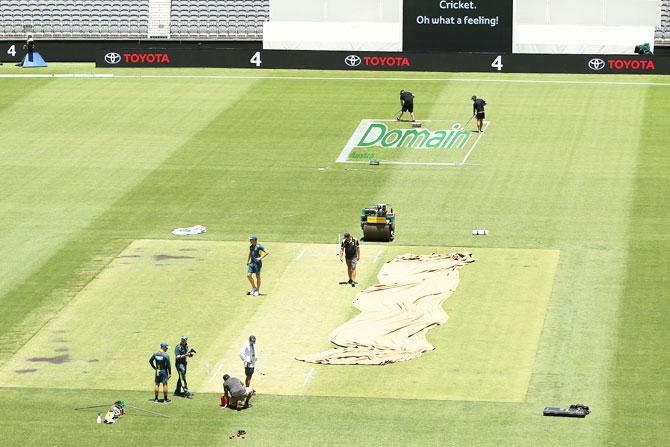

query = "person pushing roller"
[[397, 90, 416, 122], [471, 95, 486, 133]]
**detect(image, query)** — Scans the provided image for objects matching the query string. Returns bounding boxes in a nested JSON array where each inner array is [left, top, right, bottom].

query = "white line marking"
[[375, 119, 466, 122], [373, 249, 383, 263], [302, 367, 315, 388], [337, 119, 372, 163], [345, 160, 462, 166], [460, 120, 491, 165], [0, 73, 113, 78], [295, 248, 306, 261], [208, 363, 223, 383], [1, 73, 667, 87]]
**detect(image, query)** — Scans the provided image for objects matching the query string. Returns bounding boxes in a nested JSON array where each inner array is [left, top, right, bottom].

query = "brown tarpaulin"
[[296, 252, 474, 365]]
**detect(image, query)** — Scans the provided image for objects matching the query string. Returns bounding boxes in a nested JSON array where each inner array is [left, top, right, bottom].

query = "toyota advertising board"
[[587, 57, 656, 72], [0, 39, 666, 74], [90, 46, 669, 75], [100, 50, 173, 66], [96, 47, 261, 68]]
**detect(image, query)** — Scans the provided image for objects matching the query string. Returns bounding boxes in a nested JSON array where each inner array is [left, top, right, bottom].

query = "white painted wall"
[[513, 0, 659, 53], [270, 0, 401, 22], [264, 0, 402, 51]]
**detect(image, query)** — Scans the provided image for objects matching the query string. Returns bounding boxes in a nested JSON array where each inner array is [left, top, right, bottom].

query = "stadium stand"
[[170, 0, 268, 40], [0, 0, 269, 40], [0, 0, 150, 39], [0, 0, 661, 45], [656, 0, 670, 45]]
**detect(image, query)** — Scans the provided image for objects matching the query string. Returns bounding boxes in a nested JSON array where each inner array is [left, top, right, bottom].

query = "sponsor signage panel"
[[102, 51, 172, 66], [336, 119, 489, 166], [403, 0, 513, 52], [0, 41, 655, 74], [0, 40, 666, 74], [93, 48, 664, 74]]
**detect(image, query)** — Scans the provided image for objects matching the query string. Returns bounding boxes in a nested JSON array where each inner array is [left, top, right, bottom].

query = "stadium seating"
[[656, 0, 670, 44], [0, 0, 150, 39], [0, 0, 269, 40], [0, 0, 662, 44], [169, 0, 268, 39]]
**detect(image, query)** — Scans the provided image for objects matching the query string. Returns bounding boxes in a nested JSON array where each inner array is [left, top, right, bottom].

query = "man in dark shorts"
[[471, 95, 487, 132], [149, 342, 172, 404], [340, 232, 361, 287], [239, 335, 257, 387], [223, 373, 255, 410], [174, 335, 194, 398], [246, 235, 269, 297], [397, 90, 416, 122]]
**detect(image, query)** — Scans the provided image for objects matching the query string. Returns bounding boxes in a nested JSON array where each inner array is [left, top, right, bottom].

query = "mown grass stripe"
[[605, 85, 670, 445], [0, 78, 257, 363], [3, 73, 670, 87]]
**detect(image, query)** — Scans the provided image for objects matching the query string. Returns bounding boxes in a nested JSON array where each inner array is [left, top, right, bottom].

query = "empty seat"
[[0, 0, 269, 40]]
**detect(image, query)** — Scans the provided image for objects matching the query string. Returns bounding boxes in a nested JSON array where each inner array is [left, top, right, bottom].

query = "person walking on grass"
[[149, 342, 172, 404], [340, 232, 361, 287], [471, 95, 486, 133], [239, 335, 257, 387], [247, 235, 269, 296], [397, 89, 416, 122]]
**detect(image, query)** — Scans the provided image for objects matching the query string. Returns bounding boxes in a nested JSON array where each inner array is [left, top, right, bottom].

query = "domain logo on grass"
[[337, 119, 489, 166]]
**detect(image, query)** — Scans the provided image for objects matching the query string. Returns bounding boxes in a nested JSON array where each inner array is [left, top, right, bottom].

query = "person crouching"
[[222, 373, 255, 410]]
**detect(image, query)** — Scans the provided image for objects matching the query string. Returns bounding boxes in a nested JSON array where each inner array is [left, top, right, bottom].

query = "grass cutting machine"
[[361, 204, 395, 242]]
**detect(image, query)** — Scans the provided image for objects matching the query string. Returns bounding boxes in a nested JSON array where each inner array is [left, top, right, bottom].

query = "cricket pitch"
[[0, 240, 557, 402]]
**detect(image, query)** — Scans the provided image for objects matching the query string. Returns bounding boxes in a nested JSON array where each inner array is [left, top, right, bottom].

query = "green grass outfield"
[[0, 63, 668, 446]]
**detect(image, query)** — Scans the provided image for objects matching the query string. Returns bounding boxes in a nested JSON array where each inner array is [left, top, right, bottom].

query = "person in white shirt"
[[239, 335, 257, 387]]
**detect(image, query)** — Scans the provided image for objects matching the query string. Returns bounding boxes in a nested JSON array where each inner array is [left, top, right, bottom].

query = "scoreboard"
[[403, 0, 513, 52]]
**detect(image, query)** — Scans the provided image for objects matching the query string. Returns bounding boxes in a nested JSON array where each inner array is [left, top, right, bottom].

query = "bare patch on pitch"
[[27, 354, 70, 364]]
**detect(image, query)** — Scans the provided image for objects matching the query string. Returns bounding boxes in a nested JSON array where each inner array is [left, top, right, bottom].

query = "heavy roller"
[[361, 204, 395, 242]]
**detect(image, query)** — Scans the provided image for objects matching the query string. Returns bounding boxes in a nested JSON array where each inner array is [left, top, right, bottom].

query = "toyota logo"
[[344, 55, 362, 67], [588, 58, 605, 71], [105, 52, 121, 65]]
